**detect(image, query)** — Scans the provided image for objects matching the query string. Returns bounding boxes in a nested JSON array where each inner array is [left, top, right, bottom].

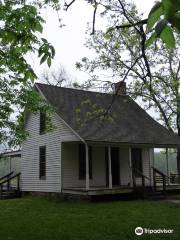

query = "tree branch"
[[101, 55, 142, 117], [64, 0, 76, 11], [91, 0, 98, 35], [115, 19, 147, 30]]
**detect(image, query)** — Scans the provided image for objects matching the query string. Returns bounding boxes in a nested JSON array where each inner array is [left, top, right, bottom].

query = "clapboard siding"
[[62, 144, 106, 188], [132, 148, 152, 186], [142, 148, 151, 185], [21, 112, 80, 192]]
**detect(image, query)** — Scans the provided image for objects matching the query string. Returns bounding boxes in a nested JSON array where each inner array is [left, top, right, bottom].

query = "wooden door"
[[131, 148, 142, 175]]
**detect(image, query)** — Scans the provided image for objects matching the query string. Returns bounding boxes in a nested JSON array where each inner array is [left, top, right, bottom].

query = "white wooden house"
[[21, 82, 180, 199]]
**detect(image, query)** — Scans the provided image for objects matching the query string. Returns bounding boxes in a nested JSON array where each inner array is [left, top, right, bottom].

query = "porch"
[[61, 142, 154, 195], [61, 142, 180, 198]]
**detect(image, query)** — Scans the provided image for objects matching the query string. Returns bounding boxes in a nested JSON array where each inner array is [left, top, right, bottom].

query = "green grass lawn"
[[0, 196, 180, 240]]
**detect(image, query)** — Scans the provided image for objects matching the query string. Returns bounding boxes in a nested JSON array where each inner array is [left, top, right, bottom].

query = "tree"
[[0, 0, 179, 148], [40, 66, 93, 90], [40, 66, 73, 87], [0, 1, 56, 147], [64, 0, 180, 47], [76, 3, 180, 176]]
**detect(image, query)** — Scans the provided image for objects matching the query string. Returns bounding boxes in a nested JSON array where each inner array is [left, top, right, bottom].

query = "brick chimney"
[[114, 81, 126, 95]]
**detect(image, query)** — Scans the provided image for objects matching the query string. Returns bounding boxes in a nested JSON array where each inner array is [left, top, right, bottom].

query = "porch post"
[[166, 148, 170, 185], [128, 147, 133, 187], [150, 148, 154, 186], [108, 146, 112, 189], [9, 157, 12, 173], [85, 144, 89, 190]]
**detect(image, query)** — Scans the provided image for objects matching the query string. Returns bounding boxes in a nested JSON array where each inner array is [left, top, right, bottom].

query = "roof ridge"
[[35, 82, 129, 98]]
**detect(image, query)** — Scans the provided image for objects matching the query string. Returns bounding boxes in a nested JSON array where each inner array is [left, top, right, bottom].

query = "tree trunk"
[[177, 149, 180, 182]]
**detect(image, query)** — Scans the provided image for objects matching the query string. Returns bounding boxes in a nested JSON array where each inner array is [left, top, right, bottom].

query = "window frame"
[[39, 146, 46, 180]]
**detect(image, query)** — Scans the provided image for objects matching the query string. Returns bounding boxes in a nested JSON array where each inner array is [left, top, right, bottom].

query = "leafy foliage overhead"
[[0, 0, 56, 147], [75, 1, 180, 175], [0, 0, 180, 149], [146, 0, 180, 48]]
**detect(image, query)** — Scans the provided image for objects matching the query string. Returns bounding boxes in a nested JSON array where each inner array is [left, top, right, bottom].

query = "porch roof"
[[36, 83, 180, 147]]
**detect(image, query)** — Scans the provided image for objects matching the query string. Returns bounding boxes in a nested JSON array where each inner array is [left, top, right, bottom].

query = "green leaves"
[[25, 69, 37, 81], [35, 22, 43, 33], [40, 54, 48, 64], [160, 25, 175, 48], [146, 32, 157, 47], [146, 0, 180, 48], [38, 38, 55, 67], [163, 0, 176, 20], [0, 1, 56, 146], [146, 24, 175, 48], [171, 12, 180, 32], [161, 0, 180, 23], [147, 2, 163, 32], [155, 19, 167, 37], [47, 58, 51, 67], [155, 19, 168, 36]]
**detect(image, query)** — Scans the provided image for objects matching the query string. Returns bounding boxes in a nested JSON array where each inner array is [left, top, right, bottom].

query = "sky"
[[1, 0, 156, 152], [32, 0, 156, 83]]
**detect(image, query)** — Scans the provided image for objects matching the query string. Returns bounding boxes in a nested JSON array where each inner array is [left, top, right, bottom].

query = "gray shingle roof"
[[36, 83, 180, 146]]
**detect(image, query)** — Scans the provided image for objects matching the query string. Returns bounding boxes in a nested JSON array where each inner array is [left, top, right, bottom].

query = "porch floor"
[[62, 186, 133, 196], [62, 184, 180, 196], [157, 184, 180, 191]]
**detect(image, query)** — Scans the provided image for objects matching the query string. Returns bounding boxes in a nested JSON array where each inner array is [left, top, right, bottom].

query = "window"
[[79, 144, 92, 180], [40, 111, 46, 134], [39, 146, 46, 179], [131, 148, 142, 176]]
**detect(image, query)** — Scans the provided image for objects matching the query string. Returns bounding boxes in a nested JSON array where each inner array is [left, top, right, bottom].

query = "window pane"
[[39, 146, 46, 179]]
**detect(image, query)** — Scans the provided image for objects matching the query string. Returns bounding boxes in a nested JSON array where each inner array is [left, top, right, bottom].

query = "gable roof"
[[36, 83, 180, 147]]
